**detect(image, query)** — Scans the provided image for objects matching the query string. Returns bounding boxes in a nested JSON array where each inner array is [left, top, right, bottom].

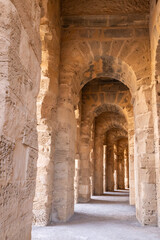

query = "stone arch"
[[78, 77, 139, 206], [60, 35, 151, 106], [78, 102, 129, 199], [81, 103, 130, 135], [81, 78, 133, 125], [80, 56, 137, 95], [94, 111, 128, 195], [105, 128, 128, 191], [95, 112, 128, 137], [93, 104, 129, 124], [60, 54, 137, 104], [56, 24, 152, 224], [105, 127, 128, 143], [78, 92, 135, 203]]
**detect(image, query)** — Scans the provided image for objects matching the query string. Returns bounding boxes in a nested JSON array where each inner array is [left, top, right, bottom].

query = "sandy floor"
[[32, 190, 160, 240]]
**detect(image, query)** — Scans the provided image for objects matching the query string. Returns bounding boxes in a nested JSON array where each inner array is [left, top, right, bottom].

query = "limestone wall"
[[0, 0, 41, 239]]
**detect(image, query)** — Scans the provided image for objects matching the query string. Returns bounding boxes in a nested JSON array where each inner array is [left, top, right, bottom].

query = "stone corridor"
[[2, 0, 160, 239], [32, 191, 160, 240]]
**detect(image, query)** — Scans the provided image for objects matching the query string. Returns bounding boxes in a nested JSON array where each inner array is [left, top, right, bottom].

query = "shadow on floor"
[[103, 190, 129, 197], [49, 211, 137, 227], [32, 189, 160, 240], [88, 199, 129, 205], [49, 190, 135, 227]]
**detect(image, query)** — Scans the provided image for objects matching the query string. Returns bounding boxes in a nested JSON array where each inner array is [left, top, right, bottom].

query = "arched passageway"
[[1, 1, 160, 239]]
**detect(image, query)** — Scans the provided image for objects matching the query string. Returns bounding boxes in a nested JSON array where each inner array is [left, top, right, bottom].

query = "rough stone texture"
[[60, 16, 151, 108], [62, 15, 149, 29], [134, 87, 157, 225], [33, 0, 61, 226], [150, 0, 160, 227], [0, 0, 41, 239], [51, 67, 77, 222], [62, 0, 150, 16]]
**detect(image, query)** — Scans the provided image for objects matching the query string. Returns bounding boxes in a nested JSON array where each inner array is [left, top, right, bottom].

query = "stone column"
[[103, 145, 107, 192], [117, 140, 125, 190], [134, 86, 157, 225], [74, 104, 81, 204], [106, 143, 115, 191], [94, 135, 104, 195], [113, 144, 118, 190], [90, 123, 95, 196], [124, 147, 129, 189], [51, 83, 76, 222], [78, 120, 91, 202], [33, 0, 61, 225], [152, 77, 160, 226], [150, 0, 160, 226], [128, 127, 135, 205], [74, 155, 80, 204]]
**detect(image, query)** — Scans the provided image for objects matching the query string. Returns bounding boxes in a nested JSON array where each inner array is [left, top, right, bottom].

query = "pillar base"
[[78, 196, 90, 203], [51, 203, 74, 223], [78, 184, 91, 203], [136, 183, 157, 226]]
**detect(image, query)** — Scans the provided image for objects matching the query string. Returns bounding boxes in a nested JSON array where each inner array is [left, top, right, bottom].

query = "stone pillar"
[[134, 86, 157, 225], [33, 0, 61, 225], [106, 143, 115, 191], [128, 127, 135, 205], [113, 144, 118, 190], [150, 0, 160, 226], [124, 147, 129, 189], [78, 120, 91, 202], [74, 104, 81, 204], [152, 77, 160, 226], [90, 123, 95, 196], [94, 135, 104, 195], [103, 145, 107, 192], [51, 83, 76, 222], [117, 140, 125, 190], [74, 155, 80, 204]]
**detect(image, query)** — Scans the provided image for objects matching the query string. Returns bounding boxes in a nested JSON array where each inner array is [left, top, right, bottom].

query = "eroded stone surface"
[[62, 0, 150, 16]]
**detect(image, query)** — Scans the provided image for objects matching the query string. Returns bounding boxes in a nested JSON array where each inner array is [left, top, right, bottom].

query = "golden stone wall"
[[0, 0, 41, 239]]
